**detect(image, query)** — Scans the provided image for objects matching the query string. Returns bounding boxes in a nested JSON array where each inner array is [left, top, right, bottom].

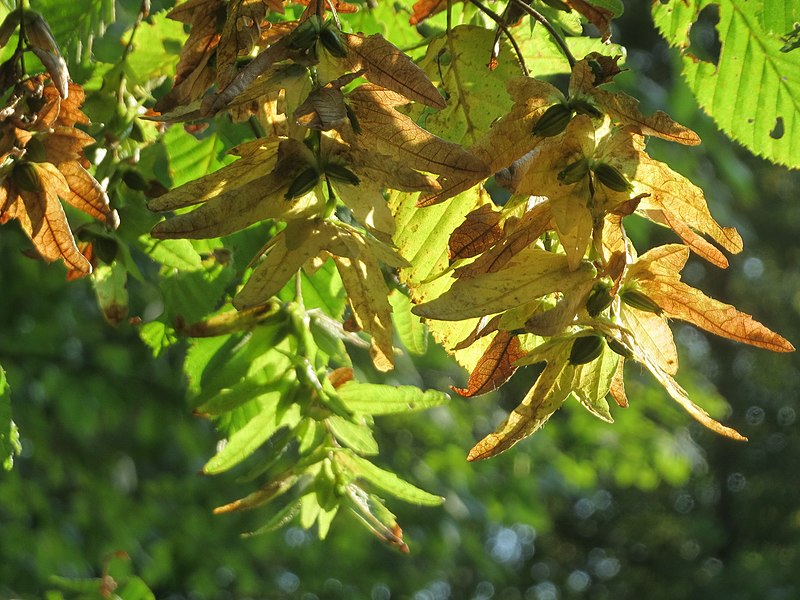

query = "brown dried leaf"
[[342, 34, 446, 109], [157, 0, 224, 113], [565, 0, 614, 42], [454, 200, 552, 278], [648, 208, 729, 268], [409, 0, 463, 24], [294, 73, 361, 131], [347, 85, 487, 177], [216, 0, 267, 90], [609, 358, 628, 408], [58, 161, 118, 227], [16, 162, 91, 273], [641, 278, 795, 353], [452, 331, 524, 397], [448, 203, 503, 261]]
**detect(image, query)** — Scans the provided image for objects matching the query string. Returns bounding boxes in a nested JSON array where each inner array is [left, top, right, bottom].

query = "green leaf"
[[115, 577, 156, 600], [389, 289, 428, 355], [326, 415, 379, 455], [203, 400, 302, 474], [138, 321, 177, 358], [243, 499, 303, 537], [138, 237, 203, 270], [571, 346, 618, 423], [0, 366, 20, 471], [160, 264, 236, 324], [32, 0, 114, 62], [163, 125, 236, 187], [334, 450, 444, 506], [653, 0, 800, 168], [337, 382, 449, 415], [123, 11, 185, 87], [91, 263, 129, 326]]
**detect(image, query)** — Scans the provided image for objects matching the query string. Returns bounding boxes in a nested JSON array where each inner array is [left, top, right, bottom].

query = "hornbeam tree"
[[0, 0, 797, 555]]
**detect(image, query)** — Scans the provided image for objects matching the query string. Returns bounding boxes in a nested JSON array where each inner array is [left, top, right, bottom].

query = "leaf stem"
[[464, 0, 529, 76], [509, 0, 576, 69]]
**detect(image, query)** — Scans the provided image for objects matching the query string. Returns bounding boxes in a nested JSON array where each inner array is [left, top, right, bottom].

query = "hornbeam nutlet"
[[569, 97, 603, 119], [24, 137, 47, 163], [593, 163, 633, 192], [606, 337, 634, 359], [319, 23, 348, 58], [533, 104, 572, 137], [585, 280, 614, 317], [12, 161, 41, 192], [324, 163, 360, 186], [620, 288, 662, 315], [558, 158, 589, 185], [285, 167, 320, 200], [569, 335, 605, 365], [288, 15, 322, 51]]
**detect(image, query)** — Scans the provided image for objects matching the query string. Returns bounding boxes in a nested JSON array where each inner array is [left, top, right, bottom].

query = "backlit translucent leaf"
[[389, 290, 428, 356], [0, 366, 20, 471], [327, 415, 379, 455], [452, 331, 524, 397], [468, 342, 574, 460], [203, 401, 302, 474], [337, 382, 449, 415], [653, 0, 800, 168], [334, 450, 444, 506], [413, 246, 595, 320], [572, 346, 618, 422]]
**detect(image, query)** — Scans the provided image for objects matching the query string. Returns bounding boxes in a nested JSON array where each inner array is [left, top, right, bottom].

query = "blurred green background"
[[1, 3, 800, 599]]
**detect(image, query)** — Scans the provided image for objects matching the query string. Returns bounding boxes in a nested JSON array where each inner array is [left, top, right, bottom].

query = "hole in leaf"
[[688, 4, 722, 65], [770, 117, 785, 139]]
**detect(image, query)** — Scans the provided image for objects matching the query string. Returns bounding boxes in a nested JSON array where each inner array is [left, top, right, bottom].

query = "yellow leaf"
[[148, 138, 283, 211], [413, 246, 595, 321], [626, 138, 743, 255], [620, 305, 679, 375], [234, 219, 333, 309], [333, 251, 395, 372], [468, 342, 573, 461], [569, 60, 700, 146]]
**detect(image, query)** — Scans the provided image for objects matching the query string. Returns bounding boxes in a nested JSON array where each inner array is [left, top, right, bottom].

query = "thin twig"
[[464, 0, 529, 76], [120, 0, 149, 63], [509, 0, 576, 69], [16, 0, 26, 75]]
